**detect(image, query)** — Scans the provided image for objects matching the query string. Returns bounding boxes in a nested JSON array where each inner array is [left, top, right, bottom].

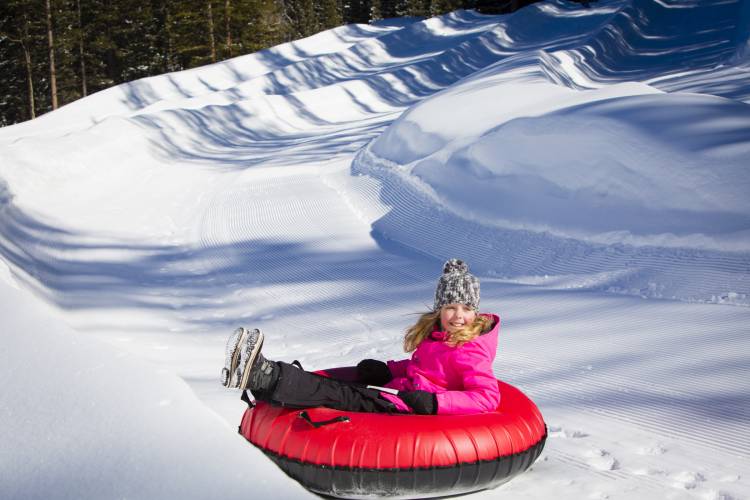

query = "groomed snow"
[[1, 1, 749, 499]]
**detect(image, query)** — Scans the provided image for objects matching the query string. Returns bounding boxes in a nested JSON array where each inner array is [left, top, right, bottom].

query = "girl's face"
[[440, 303, 477, 334]]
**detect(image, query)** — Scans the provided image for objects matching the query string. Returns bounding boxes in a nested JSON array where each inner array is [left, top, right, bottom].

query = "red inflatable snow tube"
[[239, 368, 546, 499]]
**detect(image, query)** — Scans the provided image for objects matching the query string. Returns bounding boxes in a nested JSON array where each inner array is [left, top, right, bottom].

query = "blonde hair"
[[403, 309, 492, 352]]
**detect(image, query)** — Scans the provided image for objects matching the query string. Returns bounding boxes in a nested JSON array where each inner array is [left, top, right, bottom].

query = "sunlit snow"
[[1, 1, 748, 499]]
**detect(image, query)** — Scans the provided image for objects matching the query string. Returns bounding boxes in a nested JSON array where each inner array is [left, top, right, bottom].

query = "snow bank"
[[376, 90, 750, 248], [0, 266, 305, 500], [353, 0, 750, 304], [0, 22, 407, 141]]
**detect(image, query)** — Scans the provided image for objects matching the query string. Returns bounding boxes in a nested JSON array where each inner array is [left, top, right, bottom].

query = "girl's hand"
[[357, 359, 393, 385], [399, 390, 438, 415]]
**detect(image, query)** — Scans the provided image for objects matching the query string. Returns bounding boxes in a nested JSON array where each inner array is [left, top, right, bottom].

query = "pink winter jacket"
[[381, 313, 501, 415]]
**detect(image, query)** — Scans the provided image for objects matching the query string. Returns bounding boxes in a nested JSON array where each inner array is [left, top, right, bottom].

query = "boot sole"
[[239, 329, 265, 390], [224, 327, 250, 388]]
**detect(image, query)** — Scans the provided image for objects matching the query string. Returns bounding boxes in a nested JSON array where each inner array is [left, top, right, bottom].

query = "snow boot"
[[236, 328, 271, 391], [221, 327, 250, 388]]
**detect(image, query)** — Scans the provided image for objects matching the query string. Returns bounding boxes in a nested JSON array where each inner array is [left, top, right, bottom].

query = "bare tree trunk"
[[225, 0, 232, 56], [4, 25, 36, 119], [164, 2, 174, 72], [22, 41, 36, 119], [6, 13, 37, 120], [207, 0, 217, 63], [45, 0, 58, 109], [76, 0, 87, 96]]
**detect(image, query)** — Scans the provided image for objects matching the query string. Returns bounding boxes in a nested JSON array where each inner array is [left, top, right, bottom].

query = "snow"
[[1, 1, 749, 499], [369, 88, 750, 249], [0, 269, 305, 500]]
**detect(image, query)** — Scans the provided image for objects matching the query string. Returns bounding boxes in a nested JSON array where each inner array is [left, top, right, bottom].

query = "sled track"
[[194, 160, 750, 464], [353, 146, 750, 306], [195, 167, 442, 347], [496, 294, 750, 458]]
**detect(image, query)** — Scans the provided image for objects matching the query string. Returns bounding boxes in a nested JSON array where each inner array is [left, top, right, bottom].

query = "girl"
[[221, 259, 501, 415]]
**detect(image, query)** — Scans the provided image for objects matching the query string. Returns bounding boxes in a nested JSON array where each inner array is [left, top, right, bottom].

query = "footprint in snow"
[[587, 491, 609, 499], [632, 467, 666, 477], [584, 448, 619, 471], [718, 475, 740, 483], [672, 470, 705, 490], [703, 489, 736, 500], [635, 442, 667, 455], [551, 477, 575, 486], [548, 425, 589, 439]]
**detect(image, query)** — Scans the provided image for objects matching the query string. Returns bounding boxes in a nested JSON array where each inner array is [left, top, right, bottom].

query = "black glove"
[[356, 359, 393, 386], [399, 390, 438, 415]]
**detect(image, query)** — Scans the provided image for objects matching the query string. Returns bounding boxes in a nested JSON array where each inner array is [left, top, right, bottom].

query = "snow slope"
[[355, 0, 750, 304], [1, 1, 749, 499], [0, 263, 307, 499]]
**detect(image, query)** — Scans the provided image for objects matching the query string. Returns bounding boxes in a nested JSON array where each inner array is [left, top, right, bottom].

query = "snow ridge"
[[352, 142, 750, 305], [351, 0, 750, 306]]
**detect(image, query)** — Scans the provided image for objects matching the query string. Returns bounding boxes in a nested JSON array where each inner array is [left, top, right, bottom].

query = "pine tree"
[[0, 0, 40, 123], [318, 0, 342, 31], [170, 0, 212, 68], [394, 0, 429, 17], [75, 0, 87, 96], [283, 0, 318, 39], [51, 0, 86, 108], [392, 0, 410, 17], [343, 0, 371, 24], [45, 0, 58, 109], [430, 0, 463, 16], [207, 0, 217, 62], [237, 0, 286, 53], [370, 0, 382, 21], [224, 0, 232, 56]]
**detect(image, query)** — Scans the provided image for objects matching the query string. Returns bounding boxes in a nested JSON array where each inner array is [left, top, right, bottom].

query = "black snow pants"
[[254, 361, 397, 413]]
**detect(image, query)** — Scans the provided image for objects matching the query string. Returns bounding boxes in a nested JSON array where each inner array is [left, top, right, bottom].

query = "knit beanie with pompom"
[[433, 258, 480, 312]]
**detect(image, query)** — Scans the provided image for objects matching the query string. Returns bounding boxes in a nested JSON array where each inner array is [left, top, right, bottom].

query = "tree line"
[[0, 0, 537, 127]]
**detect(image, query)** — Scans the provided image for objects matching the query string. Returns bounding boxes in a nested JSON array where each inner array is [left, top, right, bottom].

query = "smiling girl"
[[221, 258, 501, 416]]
